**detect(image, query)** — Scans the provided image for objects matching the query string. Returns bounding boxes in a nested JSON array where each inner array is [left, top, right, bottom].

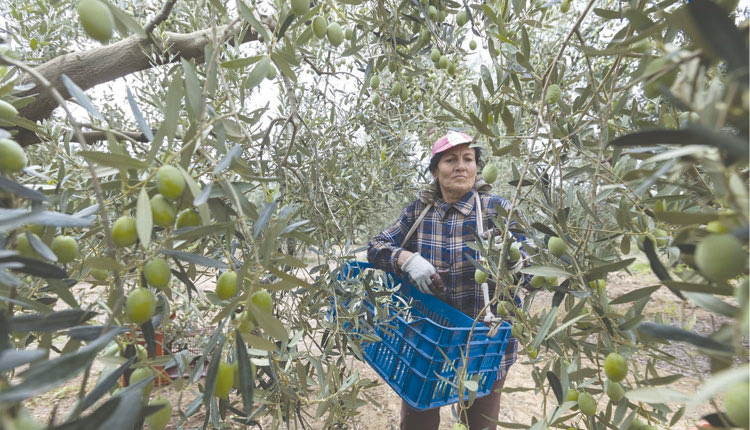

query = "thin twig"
[[144, 0, 178, 35], [258, 117, 287, 161], [302, 56, 337, 76]]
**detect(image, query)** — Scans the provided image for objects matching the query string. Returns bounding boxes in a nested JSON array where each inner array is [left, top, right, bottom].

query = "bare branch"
[[72, 129, 154, 144], [278, 72, 303, 169], [258, 117, 287, 160], [302, 56, 336, 76]]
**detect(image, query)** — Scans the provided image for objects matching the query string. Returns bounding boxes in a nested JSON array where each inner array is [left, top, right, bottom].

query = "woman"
[[367, 130, 532, 430]]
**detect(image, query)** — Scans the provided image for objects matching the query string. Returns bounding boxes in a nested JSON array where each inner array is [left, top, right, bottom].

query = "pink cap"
[[431, 131, 474, 158]]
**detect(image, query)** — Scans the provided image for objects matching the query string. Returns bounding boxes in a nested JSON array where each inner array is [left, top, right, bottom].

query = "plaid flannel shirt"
[[367, 187, 532, 380]]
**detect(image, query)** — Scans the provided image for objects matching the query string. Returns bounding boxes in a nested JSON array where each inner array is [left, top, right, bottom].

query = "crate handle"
[[481, 282, 502, 324]]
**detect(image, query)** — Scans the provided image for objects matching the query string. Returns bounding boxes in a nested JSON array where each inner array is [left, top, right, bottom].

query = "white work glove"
[[401, 253, 437, 295]]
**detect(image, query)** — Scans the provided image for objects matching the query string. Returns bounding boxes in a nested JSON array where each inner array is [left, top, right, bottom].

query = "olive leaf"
[[0, 327, 125, 403]]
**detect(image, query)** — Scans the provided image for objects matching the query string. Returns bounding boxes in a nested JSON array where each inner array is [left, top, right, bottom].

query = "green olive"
[[0, 138, 27, 173], [545, 84, 561, 104], [474, 268, 488, 284], [723, 381, 749, 429], [144, 258, 171, 289], [577, 392, 596, 415], [547, 237, 567, 258], [111, 216, 138, 248], [155, 165, 186, 201], [312, 16, 327, 39], [90, 268, 109, 281], [126, 288, 156, 325], [604, 352, 628, 382], [606, 381, 625, 402], [216, 270, 238, 300], [438, 55, 448, 69], [77, 0, 114, 42], [326, 22, 344, 47], [129, 367, 155, 397], [456, 10, 468, 26], [0, 100, 19, 119], [144, 396, 172, 430], [369, 75, 380, 89], [695, 234, 747, 282], [529, 275, 545, 289], [430, 48, 441, 63], [150, 194, 176, 227], [251, 288, 273, 313], [214, 361, 234, 398], [290, 0, 310, 16], [50, 235, 79, 264], [176, 208, 201, 228], [391, 82, 402, 97], [427, 5, 438, 20], [17, 232, 41, 258]]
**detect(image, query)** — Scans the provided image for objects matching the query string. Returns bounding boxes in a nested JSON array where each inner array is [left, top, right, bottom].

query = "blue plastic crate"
[[335, 261, 512, 410]]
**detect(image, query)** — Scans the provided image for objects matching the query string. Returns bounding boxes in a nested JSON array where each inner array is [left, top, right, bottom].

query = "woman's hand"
[[400, 252, 437, 295]]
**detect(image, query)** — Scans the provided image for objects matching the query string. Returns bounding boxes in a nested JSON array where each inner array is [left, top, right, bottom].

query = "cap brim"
[[431, 132, 473, 157]]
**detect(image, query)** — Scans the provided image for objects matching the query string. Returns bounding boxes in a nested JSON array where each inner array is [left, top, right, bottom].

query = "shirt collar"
[[434, 188, 476, 218]]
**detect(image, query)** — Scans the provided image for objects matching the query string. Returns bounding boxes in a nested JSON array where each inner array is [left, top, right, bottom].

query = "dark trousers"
[[399, 376, 507, 430]]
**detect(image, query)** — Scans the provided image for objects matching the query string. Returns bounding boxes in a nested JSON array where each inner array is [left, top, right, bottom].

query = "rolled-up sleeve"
[[367, 203, 417, 274]]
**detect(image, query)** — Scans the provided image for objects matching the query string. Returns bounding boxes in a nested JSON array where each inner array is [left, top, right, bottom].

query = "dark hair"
[[428, 145, 484, 175]]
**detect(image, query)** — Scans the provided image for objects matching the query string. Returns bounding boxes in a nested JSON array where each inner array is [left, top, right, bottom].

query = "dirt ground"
[[21, 258, 739, 429]]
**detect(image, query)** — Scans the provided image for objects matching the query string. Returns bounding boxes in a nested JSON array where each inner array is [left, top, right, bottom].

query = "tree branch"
[[14, 23, 260, 146], [72, 129, 154, 144]]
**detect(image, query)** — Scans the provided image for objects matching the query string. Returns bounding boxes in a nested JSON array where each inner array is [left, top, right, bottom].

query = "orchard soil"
[[23, 258, 734, 429]]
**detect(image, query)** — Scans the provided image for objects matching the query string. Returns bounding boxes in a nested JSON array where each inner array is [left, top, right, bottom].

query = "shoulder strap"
[[400, 204, 431, 248], [475, 192, 485, 237]]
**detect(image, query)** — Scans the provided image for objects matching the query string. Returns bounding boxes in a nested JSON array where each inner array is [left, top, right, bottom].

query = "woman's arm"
[[367, 200, 442, 295], [396, 250, 413, 267], [366, 203, 417, 274]]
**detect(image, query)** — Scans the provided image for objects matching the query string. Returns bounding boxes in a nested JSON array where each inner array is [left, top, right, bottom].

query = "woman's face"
[[432, 144, 477, 201]]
